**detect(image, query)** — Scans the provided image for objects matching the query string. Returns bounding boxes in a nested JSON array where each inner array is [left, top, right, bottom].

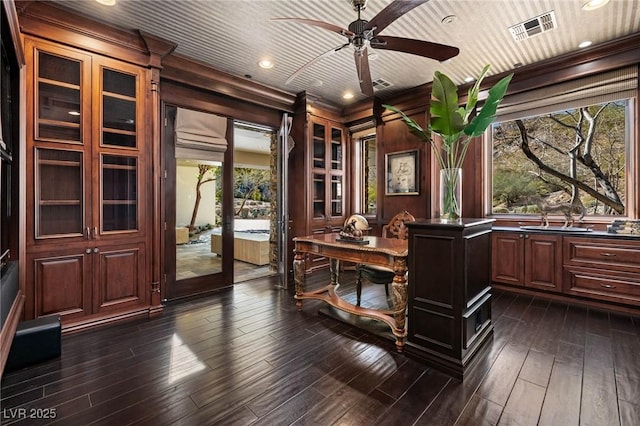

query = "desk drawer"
[[564, 237, 640, 272], [564, 266, 640, 305]]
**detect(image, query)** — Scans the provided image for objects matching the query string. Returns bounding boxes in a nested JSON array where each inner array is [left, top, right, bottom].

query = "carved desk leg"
[[329, 258, 340, 289], [390, 256, 408, 352], [293, 251, 306, 310]]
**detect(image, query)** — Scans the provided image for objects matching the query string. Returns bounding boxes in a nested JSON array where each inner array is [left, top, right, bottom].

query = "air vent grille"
[[509, 11, 557, 41], [372, 78, 392, 89]]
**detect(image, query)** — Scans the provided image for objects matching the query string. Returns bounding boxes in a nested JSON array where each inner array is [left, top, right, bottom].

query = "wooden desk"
[[293, 233, 408, 352]]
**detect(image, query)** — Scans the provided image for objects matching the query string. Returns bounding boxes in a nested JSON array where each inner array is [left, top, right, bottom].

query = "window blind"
[[175, 108, 227, 161], [495, 66, 638, 122]]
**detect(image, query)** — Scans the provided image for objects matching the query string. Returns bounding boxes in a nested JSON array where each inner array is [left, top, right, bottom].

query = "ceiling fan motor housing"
[[348, 18, 368, 35]]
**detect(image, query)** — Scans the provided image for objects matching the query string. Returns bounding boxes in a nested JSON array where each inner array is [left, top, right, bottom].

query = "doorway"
[[163, 106, 233, 300], [163, 107, 281, 300]]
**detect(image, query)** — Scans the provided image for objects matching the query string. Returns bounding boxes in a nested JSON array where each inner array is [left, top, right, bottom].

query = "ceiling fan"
[[272, 0, 460, 96]]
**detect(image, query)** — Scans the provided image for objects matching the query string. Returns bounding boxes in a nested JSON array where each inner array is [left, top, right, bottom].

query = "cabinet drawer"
[[564, 238, 640, 272], [564, 267, 640, 305]]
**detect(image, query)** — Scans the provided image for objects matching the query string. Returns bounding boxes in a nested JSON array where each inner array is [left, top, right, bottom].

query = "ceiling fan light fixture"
[[581, 0, 610, 11]]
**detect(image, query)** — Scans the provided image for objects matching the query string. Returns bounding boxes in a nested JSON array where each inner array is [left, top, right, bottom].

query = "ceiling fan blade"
[[354, 48, 373, 96], [364, 0, 431, 34], [372, 36, 459, 61], [271, 17, 354, 37], [285, 43, 350, 85]]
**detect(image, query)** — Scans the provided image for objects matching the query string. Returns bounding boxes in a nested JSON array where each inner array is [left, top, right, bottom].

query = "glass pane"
[[331, 128, 342, 170], [331, 175, 342, 216], [37, 149, 83, 237], [363, 138, 377, 215], [38, 83, 81, 141], [102, 155, 137, 232], [103, 97, 135, 131], [38, 52, 80, 85], [313, 123, 325, 168], [176, 159, 223, 280], [492, 100, 628, 217], [313, 173, 325, 218], [103, 68, 135, 97]]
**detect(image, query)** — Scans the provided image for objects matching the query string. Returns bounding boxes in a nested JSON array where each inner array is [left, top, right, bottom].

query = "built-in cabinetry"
[[492, 228, 640, 310], [563, 237, 640, 306], [289, 94, 348, 273], [491, 232, 562, 291], [406, 219, 494, 379], [24, 37, 151, 330]]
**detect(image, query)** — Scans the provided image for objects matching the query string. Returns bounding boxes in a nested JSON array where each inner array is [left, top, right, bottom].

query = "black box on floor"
[[5, 315, 61, 372]]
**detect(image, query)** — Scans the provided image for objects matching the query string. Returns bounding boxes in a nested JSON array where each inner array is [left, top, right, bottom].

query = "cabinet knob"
[[600, 252, 616, 257], [93, 248, 99, 253], [600, 283, 616, 289], [86, 248, 92, 254], [519, 234, 524, 238]]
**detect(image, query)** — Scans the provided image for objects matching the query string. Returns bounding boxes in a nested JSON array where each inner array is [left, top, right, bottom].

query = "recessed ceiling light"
[[95, 0, 116, 5], [464, 77, 474, 83], [441, 15, 457, 24], [342, 92, 354, 100], [258, 59, 274, 69], [582, 0, 610, 11], [368, 52, 379, 61], [309, 79, 323, 88], [579, 40, 593, 48]]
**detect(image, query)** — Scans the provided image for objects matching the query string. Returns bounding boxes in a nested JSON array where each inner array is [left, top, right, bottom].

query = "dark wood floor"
[[2, 272, 640, 425]]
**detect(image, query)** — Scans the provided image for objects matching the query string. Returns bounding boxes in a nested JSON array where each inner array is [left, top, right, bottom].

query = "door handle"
[[92, 227, 98, 239]]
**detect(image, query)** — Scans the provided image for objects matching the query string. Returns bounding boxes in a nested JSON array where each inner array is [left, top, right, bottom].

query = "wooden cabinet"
[[563, 237, 640, 306], [492, 229, 640, 310], [308, 116, 347, 231], [492, 231, 562, 292], [406, 219, 494, 379], [289, 94, 348, 273], [24, 37, 151, 329]]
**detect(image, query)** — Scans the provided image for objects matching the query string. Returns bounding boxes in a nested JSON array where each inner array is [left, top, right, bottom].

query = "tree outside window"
[[492, 99, 629, 217]]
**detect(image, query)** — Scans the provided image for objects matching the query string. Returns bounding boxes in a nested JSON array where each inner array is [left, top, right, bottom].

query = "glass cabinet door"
[[101, 67, 137, 148], [36, 148, 84, 237], [312, 173, 326, 218], [36, 51, 83, 142], [101, 154, 137, 232], [312, 122, 326, 169]]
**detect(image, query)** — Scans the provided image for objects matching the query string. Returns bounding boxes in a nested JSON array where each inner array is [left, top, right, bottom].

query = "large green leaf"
[[430, 71, 465, 137], [464, 64, 491, 121], [382, 104, 431, 142], [464, 73, 513, 137]]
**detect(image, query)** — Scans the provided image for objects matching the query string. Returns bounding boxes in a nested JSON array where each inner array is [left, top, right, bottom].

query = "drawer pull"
[[600, 252, 616, 257], [600, 283, 616, 289]]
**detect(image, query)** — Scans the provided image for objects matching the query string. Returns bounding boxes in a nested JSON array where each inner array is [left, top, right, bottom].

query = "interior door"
[[163, 105, 233, 300]]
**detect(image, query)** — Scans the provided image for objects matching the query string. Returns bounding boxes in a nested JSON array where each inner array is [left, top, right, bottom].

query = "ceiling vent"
[[509, 11, 557, 41], [372, 78, 393, 90]]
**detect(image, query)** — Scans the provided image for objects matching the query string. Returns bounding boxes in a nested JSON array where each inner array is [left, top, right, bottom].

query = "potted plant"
[[384, 65, 513, 219]]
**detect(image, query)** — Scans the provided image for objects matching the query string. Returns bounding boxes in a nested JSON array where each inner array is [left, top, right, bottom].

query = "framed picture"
[[385, 149, 419, 195]]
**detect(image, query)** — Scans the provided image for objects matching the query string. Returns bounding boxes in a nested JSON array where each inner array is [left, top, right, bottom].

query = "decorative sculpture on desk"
[[338, 214, 370, 244], [537, 196, 586, 228]]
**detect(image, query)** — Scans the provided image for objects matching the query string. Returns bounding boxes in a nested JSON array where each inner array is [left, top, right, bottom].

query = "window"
[[362, 136, 377, 215], [489, 67, 637, 220]]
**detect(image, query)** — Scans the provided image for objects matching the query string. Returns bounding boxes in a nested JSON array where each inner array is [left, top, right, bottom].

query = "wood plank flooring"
[[2, 271, 640, 425]]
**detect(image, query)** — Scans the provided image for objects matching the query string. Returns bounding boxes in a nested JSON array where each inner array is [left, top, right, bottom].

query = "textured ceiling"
[[46, 0, 640, 107]]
